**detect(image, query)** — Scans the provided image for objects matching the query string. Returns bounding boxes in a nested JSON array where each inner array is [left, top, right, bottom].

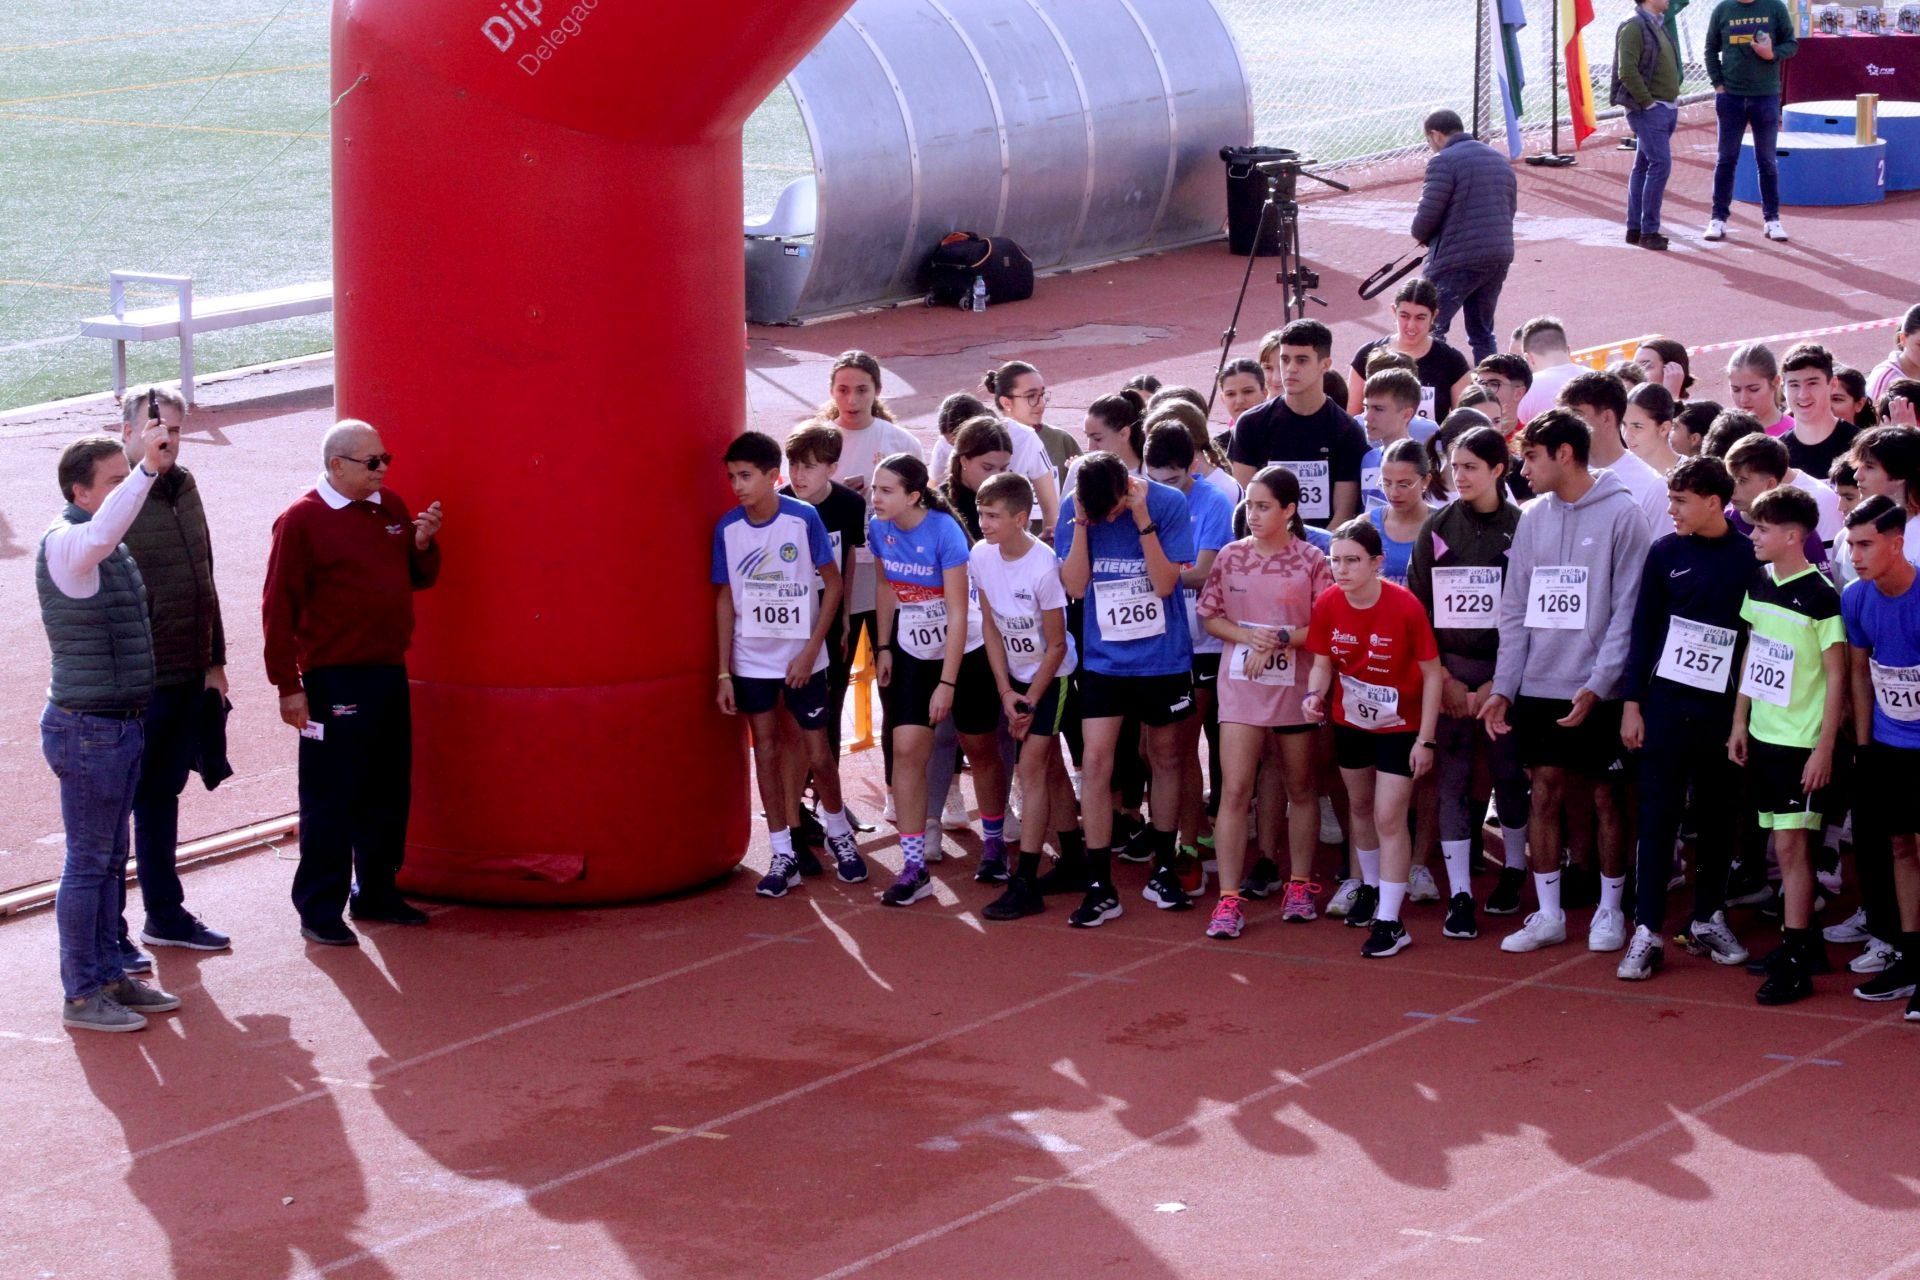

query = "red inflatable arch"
[[330, 0, 852, 904]]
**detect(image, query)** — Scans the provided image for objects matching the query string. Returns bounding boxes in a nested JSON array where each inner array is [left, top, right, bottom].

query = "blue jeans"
[[1625, 100, 1678, 233], [1712, 91, 1781, 221], [42, 703, 146, 1000], [1428, 261, 1509, 364]]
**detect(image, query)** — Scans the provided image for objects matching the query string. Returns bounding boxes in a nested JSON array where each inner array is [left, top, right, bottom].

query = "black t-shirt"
[[1785, 419, 1858, 486], [1349, 337, 1471, 422], [781, 480, 864, 635], [1226, 395, 1369, 527]]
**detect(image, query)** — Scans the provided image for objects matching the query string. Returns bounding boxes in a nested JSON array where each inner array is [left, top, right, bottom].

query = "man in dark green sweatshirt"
[[1704, 0, 1798, 244], [1611, 0, 1683, 250]]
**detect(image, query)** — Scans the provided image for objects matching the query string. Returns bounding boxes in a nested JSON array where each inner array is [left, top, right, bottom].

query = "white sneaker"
[[1318, 796, 1344, 846], [1004, 807, 1022, 845], [1851, 937, 1900, 974], [1326, 878, 1362, 918], [1666, 854, 1688, 893], [1407, 866, 1441, 904], [1824, 907, 1871, 944], [1616, 925, 1665, 981], [1501, 910, 1568, 953], [1764, 218, 1789, 242], [1683, 910, 1749, 966], [1816, 861, 1843, 897], [883, 793, 897, 824], [1587, 905, 1629, 952], [941, 783, 971, 831], [1703, 218, 1727, 241]]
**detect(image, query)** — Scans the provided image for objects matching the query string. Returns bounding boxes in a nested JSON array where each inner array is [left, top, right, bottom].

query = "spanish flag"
[[1561, 0, 1597, 147]]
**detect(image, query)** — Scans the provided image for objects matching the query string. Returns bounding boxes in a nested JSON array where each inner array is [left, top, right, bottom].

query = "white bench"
[[78, 271, 333, 405]]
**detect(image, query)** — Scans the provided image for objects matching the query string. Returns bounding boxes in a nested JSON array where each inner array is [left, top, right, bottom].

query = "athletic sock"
[[821, 807, 853, 839], [1535, 869, 1563, 919], [770, 827, 794, 857], [1600, 874, 1627, 913], [1150, 826, 1178, 873], [1355, 846, 1382, 888], [982, 813, 1005, 841], [901, 830, 926, 874], [1057, 827, 1087, 861], [1017, 851, 1041, 881], [1783, 925, 1812, 959], [1441, 839, 1473, 898], [1903, 932, 1920, 973], [1501, 826, 1528, 870], [1088, 846, 1115, 890], [1378, 880, 1408, 923]]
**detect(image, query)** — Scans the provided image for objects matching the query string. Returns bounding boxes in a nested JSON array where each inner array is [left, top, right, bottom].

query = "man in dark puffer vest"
[[39, 427, 186, 1033], [116, 386, 233, 957], [1410, 109, 1518, 365]]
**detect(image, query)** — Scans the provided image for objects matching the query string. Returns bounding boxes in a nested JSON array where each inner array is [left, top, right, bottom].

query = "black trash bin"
[[1220, 145, 1297, 257]]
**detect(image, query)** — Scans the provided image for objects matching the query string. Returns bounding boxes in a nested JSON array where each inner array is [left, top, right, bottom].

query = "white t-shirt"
[[1783, 469, 1844, 546], [1598, 450, 1671, 539], [712, 497, 836, 680], [968, 539, 1077, 682], [929, 424, 1052, 491], [835, 418, 923, 615], [1517, 362, 1585, 425], [1200, 465, 1241, 504]]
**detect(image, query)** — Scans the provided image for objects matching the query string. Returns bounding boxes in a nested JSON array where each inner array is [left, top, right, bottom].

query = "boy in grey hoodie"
[[1481, 409, 1651, 954]]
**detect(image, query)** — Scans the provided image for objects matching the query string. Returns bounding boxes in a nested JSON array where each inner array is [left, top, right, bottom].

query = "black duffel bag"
[[922, 232, 1034, 309]]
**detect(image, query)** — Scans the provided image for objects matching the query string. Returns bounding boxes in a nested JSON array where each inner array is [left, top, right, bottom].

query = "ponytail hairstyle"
[[1453, 425, 1511, 477], [1144, 400, 1227, 470], [1219, 357, 1265, 391], [1332, 515, 1384, 559], [1392, 276, 1442, 314], [1125, 372, 1163, 397], [1833, 365, 1878, 428], [1429, 407, 1493, 501], [945, 415, 1013, 500], [1626, 380, 1677, 428], [1249, 464, 1308, 540], [1638, 336, 1694, 395], [1074, 451, 1131, 523], [936, 392, 990, 441], [1380, 436, 1431, 507], [820, 349, 897, 422], [1086, 388, 1148, 458], [985, 359, 1041, 413], [878, 451, 960, 526]]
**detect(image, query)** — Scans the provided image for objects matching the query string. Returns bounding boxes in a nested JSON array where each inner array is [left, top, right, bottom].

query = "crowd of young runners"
[[711, 297, 1920, 1017]]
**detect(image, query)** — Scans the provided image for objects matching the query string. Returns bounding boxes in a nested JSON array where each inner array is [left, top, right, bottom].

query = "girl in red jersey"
[[1302, 518, 1443, 958]]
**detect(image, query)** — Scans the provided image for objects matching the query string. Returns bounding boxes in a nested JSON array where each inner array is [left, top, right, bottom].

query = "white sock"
[[770, 827, 794, 857], [1356, 847, 1382, 887], [1440, 840, 1473, 898], [1600, 874, 1627, 913], [1534, 870, 1563, 919], [1501, 826, 1529, 869], [1378, 880, 1408, 922], [822, 806, 853, 839]]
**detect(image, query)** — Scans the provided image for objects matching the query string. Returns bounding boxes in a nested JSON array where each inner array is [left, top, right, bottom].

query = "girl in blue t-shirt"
[[1366, 438, 1432, 587], [869, 453, 1006, 909]]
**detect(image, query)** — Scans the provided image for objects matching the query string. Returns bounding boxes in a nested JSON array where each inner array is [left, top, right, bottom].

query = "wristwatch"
[[1416, 740, 1438, 750]]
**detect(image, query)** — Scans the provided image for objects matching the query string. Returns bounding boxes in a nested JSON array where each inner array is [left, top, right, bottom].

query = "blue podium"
[[1735, 130, 1886, 206], [1782, 100, 1920, 192]]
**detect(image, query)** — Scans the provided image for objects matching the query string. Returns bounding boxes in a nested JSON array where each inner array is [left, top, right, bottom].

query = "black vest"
[[37, 503, 156, 712]]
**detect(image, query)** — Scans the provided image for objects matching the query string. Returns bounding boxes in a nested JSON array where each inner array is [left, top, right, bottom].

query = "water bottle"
[[970, 275, 988, 313]]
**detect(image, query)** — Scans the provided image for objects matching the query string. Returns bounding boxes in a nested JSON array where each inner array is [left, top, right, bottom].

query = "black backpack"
[[921, 232, 1034, 309]]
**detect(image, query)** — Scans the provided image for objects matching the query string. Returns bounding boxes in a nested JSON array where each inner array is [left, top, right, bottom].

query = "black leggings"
[[1634, 707, 1736, 931]]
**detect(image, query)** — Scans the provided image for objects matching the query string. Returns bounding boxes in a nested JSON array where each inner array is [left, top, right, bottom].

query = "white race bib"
[[1432, 566, 1501, 630], [1339, 673, 1404, 729], [741, 579, 812, 640], [1418, 385, 1437, 420], [1870, 658, 1920, 722], [995, 609, 1042, 664], [816, 530, 844, 585], [1361, 465, 1383, 502], [1094, 576, 1167, 642], [1226, 628, 1297, 686], [1525, 566, 1589, 630], [1740, 634, 1794, 708], [897, 598, 950, 661], [1656, 616, 1737, 693], [1293, 459, 1331, 521]]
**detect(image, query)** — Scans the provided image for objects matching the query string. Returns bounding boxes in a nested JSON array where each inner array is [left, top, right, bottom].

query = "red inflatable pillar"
[[331, 0, 850, 904]]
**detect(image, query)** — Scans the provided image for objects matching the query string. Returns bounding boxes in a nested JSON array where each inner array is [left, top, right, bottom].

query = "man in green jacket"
[[117, 386, 232, 958], [1704, 0, 1798, 244], [1611, 0, 1683, 251]]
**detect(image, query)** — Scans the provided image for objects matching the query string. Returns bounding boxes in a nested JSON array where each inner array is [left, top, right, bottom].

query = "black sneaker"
[[1068, 886, 1123, 928], [794, 841, 827, 878], [141, 914, 231, 951], [880, 865, 933, 907], [349, 894, 429, 925], [1343, 883, 1379, 928], [757, 853, 801, 898], [1625, 228, 1642, 245], [974, 849, 1011, 884], [795, 806, 826, 846], [1485, 866, 1526, 915], [1640, 232, 1670, 251], [825, 832, 869, 884], [1142, 867, 1192, 911], [1907, 989, 1920, 1023], [301, 918, 359, 947], [1362, 918, 1411, 958], [1442, 892, 1479, 939], [983, 878, 1045, 921], [1035, 854, 1089, 896], [1746, 941, 1833, 977], [1756, 950, 1814, 1006], [1854, 959, 1918, 1002], [1115, 815, 1154, 864], [1239, 856, 1283, 900]]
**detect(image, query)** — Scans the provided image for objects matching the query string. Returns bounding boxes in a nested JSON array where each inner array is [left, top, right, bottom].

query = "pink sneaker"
[[1205, 895, 1245, 940], [1279, 879, 1320, 923]]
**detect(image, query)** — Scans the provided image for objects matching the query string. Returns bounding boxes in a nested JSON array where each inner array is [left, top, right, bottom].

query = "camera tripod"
[[1206, 160, 1350, 420]]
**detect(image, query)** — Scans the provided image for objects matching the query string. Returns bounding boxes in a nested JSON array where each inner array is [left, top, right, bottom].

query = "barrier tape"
[[1573, 315, 1905, 371]]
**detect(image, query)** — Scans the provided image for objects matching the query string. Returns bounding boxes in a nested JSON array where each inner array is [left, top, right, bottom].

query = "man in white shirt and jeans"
[[1513, 317, 1588, 426], [38, 423, 185, 1033]]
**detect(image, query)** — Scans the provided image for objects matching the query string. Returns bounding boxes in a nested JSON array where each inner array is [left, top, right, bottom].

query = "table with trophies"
[[1787, 7, 1920, 103]]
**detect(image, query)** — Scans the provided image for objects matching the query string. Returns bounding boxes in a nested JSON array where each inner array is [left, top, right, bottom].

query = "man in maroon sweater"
[[263, 420, 444, 945]]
